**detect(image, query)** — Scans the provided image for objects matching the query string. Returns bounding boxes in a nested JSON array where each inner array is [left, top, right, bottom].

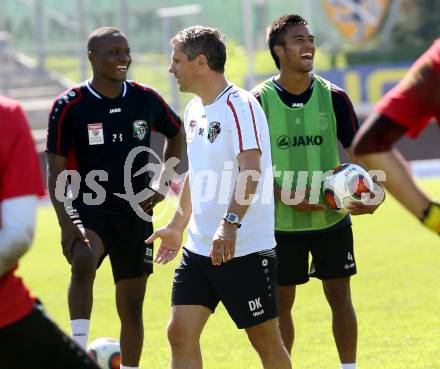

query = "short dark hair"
[[267, 14, 309, 69], [87, 26, 124, 52], [171, 26, 226, 73]]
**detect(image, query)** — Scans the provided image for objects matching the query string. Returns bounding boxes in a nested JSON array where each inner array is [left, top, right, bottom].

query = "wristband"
[[421, 202, 440, 234]]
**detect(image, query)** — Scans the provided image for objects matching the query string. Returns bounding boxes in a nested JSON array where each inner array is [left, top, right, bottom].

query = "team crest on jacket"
[[319, 112, 330, 130], [133, 120, 148, 141], [208, 121, 221, 143]]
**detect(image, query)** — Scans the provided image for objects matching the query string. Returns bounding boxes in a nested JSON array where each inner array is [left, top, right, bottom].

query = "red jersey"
[[375, 39, 440, 138], [0, 96, 45, 328]]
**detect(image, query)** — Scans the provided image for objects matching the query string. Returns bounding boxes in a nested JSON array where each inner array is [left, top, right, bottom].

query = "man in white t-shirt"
[[146, 26, 291, 369]]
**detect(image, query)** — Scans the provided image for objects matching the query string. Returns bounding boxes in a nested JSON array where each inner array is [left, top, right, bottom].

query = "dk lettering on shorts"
[[248, 297, 264, 317]]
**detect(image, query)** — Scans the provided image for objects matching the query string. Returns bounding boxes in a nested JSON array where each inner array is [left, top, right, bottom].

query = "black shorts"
[[275, 224, 356, 285], [72, 208, 154, 283], [172, 248, 278, 329], [0, 303, 100, 369]]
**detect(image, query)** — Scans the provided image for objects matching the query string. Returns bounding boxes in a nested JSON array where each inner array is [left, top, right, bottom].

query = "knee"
[[277, 289, 295, 316], [125, 306, 143, 324], [167, 320, 197, 351], [71, 248, 96, 280], [118, 298, 143, 324], [250, 334, 282, 360], [247, 321, 285, 358], [278, 299, 294, 316], [325, 282, 352, 310], [167, 321, 180, 348]]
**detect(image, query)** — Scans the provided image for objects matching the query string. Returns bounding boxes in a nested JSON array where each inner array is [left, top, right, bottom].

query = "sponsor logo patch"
[[187, 120, 197, 142], [88, 123, 104, 145]]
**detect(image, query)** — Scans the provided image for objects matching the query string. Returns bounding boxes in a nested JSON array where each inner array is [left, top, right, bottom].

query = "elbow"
[[0, 231, 33, 275], [240, 165, 261, 177], [7, 230, 34, 257], [352, 136, 393, 156], [13, 234, 33, 258], [352, 113, 406, 156], [352, 138, 376, 156], [238, 156, 262, 177], [171, 130, 185, 150], [351, 132, 377, 156], [351, 141, 366, 156]]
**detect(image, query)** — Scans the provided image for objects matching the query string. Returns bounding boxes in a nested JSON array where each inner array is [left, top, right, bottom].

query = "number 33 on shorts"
[[145, 245, 153, 258]]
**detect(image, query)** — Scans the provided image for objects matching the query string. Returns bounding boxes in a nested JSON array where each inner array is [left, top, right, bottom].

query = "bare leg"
[[115, 276, 148, 367], [68, 229, 104, 319], [167, 305, 211, 369], [323, 277, 357, 364], [277, 285, 296, 355], [246, 318, 292, 369]]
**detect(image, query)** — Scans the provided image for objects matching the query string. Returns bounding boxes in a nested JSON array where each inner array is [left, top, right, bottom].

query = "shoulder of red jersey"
[[0, 96, 25, 129], [0, 95, 22, 111], [0, 97, 28, 140]]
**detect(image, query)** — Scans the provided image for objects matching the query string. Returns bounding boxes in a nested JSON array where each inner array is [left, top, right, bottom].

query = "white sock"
[[120, 366, 139, 369], [341, 364, 356, 369], [70, 319, 90, 350]]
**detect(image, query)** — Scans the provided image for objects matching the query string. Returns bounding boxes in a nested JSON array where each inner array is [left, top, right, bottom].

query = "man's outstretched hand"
[[146, 226, 183, 264]]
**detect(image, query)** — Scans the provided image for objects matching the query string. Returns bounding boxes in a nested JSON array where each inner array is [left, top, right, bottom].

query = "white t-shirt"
[[183, 84, 275, 257]]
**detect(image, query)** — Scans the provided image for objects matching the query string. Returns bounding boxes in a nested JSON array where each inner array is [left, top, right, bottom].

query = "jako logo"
[[292, 135, 323, 146], [277, 135, 323, 149], [277, 135, 291, 150]]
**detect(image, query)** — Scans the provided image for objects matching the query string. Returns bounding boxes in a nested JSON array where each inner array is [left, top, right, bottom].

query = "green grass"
[[19, 178, 440, 369]]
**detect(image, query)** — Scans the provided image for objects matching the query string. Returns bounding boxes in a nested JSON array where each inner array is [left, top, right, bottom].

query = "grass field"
[[19, 179, 440, 369]]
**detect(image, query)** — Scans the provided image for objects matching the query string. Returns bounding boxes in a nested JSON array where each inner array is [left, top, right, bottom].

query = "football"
[[322, 163, 374, 211], [87, 337, 121, 369]]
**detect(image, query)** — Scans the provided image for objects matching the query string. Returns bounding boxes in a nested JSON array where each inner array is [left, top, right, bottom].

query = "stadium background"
[[1, 1, 440, 368], [1, 0, 439, 163]]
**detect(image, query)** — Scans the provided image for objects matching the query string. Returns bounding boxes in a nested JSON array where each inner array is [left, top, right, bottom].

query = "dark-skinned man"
[[46, 26, 184, 369]]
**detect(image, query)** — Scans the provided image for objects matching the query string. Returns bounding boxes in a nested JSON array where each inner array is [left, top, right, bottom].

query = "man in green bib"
[[252, 14, 382, 369]]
